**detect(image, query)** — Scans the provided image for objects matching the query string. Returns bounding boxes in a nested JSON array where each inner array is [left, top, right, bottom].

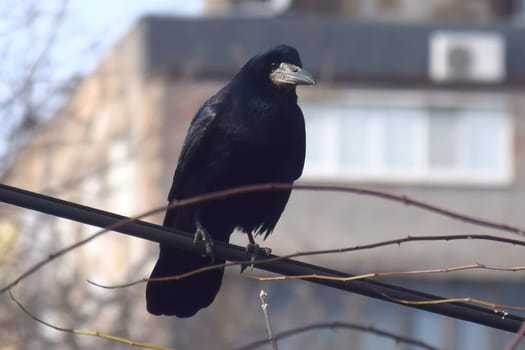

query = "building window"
[[302, 96, 512, 185]]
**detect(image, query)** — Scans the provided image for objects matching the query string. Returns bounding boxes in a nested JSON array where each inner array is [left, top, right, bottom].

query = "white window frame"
[[301, 89, 513, 186]]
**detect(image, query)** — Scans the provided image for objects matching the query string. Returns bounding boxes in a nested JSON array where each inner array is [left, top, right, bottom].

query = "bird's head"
[[239, 45, 315, 92]]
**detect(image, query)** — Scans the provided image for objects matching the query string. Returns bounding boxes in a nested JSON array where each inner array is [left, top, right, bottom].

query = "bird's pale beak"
[[270, 63, 316, 86]]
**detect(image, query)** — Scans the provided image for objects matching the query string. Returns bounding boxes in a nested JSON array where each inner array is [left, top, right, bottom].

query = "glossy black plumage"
[[146, 45, 313, 317]]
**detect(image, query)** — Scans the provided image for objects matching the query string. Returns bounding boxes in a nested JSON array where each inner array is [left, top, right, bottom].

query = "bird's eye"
[[271, 62, 279, 69]]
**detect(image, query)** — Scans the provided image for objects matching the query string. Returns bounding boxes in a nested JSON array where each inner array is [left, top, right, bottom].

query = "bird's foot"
[[240, 243, 272, 273], [246, 242, 272, 257], [193, 222, 215, 263]]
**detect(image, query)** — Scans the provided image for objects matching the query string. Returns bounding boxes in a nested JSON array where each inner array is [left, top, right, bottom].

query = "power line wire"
[[0, 183, 523, 332]]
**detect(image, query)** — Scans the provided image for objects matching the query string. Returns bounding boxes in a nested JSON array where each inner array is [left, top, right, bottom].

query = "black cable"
[[0, 183, 523, 332]]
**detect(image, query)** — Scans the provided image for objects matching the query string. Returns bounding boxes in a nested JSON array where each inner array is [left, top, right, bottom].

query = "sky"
[[60, 0, 204, 77], [0, 0, 204, 163]]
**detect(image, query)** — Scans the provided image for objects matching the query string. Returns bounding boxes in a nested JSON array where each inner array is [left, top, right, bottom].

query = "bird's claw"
[[194, 223, 215, 263], [240, 243, 272, 273], [246, 243, 272, 257]]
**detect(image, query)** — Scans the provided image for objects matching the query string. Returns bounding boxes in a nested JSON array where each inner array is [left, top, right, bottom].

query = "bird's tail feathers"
[[146, 245, 224, 317]]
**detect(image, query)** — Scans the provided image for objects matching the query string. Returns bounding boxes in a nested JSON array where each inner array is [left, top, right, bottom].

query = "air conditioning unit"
[[429, 31, 505, 83]]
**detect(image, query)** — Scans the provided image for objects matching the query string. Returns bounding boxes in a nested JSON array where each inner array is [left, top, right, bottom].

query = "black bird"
[[146, 45, 314, 317]]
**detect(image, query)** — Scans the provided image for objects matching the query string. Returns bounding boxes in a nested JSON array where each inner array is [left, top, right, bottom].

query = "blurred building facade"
[[1, 1, 525, 349], [207, 0, 525, 21]]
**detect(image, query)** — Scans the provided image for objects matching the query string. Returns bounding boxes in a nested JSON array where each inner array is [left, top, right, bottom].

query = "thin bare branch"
[[89, 236, 525, 290], [258, 290, 277, 350], [169, 183, 525, 237], [379, 292, 525, 313], [0, 204, 168, 295], [234, 321, 440, 350], [2, 182, 523, 331], [8, 288, 175, 350], [242, 263, 525, 312], [0, 0, 68, 112], [245, 263, 525, 283], [505, 321, 525, 350], [2, 182, 525, 299]]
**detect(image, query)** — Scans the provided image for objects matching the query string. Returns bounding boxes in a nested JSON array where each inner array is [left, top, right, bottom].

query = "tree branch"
[[505, 321, 525, 350], [234, 321, 440, 350], [1, 183, 524, 332], [8, 288, 174, 350]]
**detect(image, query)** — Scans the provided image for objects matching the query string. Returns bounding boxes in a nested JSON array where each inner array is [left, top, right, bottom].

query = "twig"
[[2, 183, 525, 332], [95, 262, 525, 314], [8, 288, 174, 350], [378, 292, 525, 313], [245, 263, 525, 283], [259, 290, 277, 350], [234, 321, 440, 350], [0, 0, 68, 112], [2, 182, 525, 296], [0, 203, 168, 295], [505, 320, 525, 350], [243, 262, 525, 312], [89, 237, 525, 290], [168, 182, 525, 237]]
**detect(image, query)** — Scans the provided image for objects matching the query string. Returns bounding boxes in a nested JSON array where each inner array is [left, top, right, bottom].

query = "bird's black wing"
[[163, 88, 229, 227]]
